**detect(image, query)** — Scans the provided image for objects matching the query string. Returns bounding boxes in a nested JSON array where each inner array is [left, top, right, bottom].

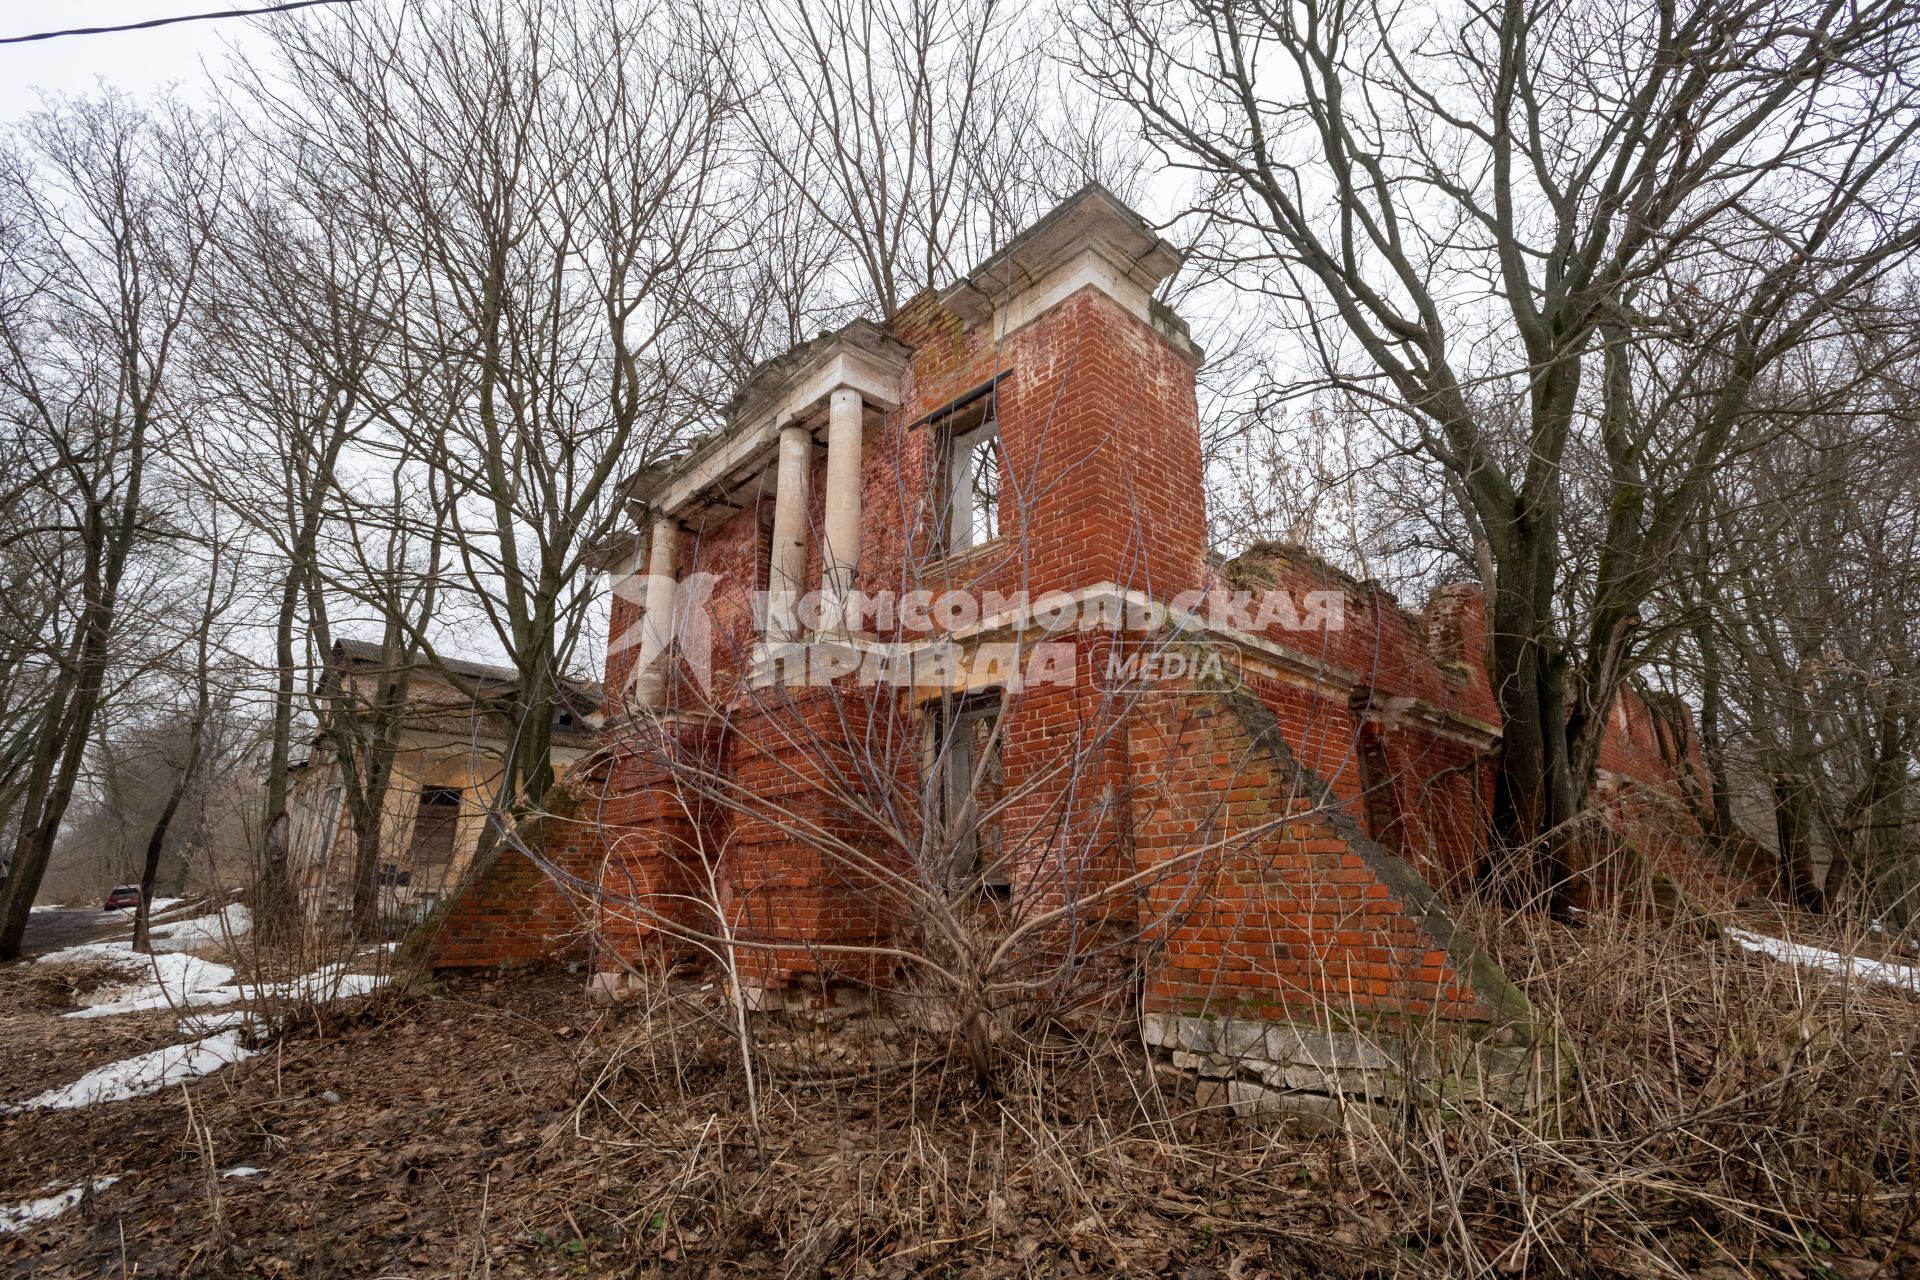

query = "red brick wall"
[[1220, 547, 1500, 734], [584, 284, 1218, 993], [1596, 685, 1686, 787], [419, 801, 599, 969], [587, 726, 724, 975], [673, 496, 770, 705], [543, 260, 1733, 1010], [1221, 547, 1734, 894], [603, 590, 642, 719], [1361, 719, 1487, 884], [887, 288, 1209, 607], [1126, 683, 1501, 1025], [995, 633, 1137, 927], [715, 689, 911, 990]]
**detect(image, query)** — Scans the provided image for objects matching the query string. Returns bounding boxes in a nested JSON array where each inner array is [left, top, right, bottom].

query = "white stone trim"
[[649, 345, 903, 522], [820, 387, 864, 634], [995, 246, 1155, 334], [631, 518, 679, 705], [937, 185, 1196, 357], [767, 425, 812, 639], [732, 579, 1497, 748]]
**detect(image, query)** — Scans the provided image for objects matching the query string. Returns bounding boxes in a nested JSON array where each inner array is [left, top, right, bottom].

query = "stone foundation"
[[1144, 1009, 1556, 1131]]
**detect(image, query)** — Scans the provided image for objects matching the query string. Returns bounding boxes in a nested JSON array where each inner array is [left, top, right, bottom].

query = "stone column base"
[[586, 970, 641, 1003]]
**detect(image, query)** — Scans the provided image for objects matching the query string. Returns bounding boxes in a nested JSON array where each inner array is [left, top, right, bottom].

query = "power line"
[[0, 0, 359, 46]]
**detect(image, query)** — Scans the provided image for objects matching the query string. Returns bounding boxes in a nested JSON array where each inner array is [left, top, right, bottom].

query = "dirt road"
[[15, 906, 127, 957]]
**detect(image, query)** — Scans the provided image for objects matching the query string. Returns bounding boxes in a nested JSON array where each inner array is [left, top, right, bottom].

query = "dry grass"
[[447, 898, 1916, 1277], [1379, 898, 1920, 1276], [3, 900, 1915, 1277]]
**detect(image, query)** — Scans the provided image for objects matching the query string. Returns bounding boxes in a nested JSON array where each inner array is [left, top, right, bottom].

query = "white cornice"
[[635, 333, 909, 524], [937, 186, 1196, 358]]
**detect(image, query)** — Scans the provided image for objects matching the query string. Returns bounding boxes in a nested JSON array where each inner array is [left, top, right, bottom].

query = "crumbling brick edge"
[[1143, 649, 1563, 1130], [395, 768, 601, 974]]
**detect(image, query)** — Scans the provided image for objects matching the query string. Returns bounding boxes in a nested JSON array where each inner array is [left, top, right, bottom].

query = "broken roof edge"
[[620, 187, 1188, 522], [724, 316, 911, 426], [937, 183, 1186, 327], [331, 637, 601, 707], [579, 526, 643, 574]]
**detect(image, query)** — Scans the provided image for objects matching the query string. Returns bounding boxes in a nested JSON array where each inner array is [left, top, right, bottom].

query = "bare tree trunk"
[[0, 97, 222, 957], [255, 567, 305, 944], [1694, 621, 1738, 844], [1773, 767, 1825, 914], [1484, 536, 1581, 915], [0, 491, 140, 958], [134, 537, 227, 953]]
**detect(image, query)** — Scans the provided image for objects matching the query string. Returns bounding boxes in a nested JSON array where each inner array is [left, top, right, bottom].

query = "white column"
[[820, 387, 863, 634], [632, 516, 677, 706], [768, 423, 812, 638]]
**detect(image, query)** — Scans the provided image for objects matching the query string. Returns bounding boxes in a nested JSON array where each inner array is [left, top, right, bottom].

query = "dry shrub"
[[492, 902, 1917, 1278], [1362, 898, 1920, 1276]]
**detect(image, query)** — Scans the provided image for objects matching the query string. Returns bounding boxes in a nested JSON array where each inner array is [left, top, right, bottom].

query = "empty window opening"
[[929, 692, 1008, 892], [408, 786, 462, 871], [934, 396, 1002, 555]]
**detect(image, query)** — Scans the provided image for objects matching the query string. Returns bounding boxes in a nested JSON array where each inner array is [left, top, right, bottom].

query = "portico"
[[619, 321, 910, 705]]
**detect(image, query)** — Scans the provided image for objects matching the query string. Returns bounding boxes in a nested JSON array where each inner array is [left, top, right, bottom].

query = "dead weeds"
[[0, 906, 1916, 1278]]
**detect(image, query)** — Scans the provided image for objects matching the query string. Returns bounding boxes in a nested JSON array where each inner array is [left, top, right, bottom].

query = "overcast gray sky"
[[0, 1, 274, 122]]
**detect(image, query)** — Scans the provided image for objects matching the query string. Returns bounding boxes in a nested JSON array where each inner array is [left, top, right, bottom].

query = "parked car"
[[102, 884, 140, 911]]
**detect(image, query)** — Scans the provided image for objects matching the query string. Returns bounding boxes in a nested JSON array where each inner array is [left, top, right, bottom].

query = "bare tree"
[[185, 130, 408, 937], [0, 93, 225, 957], [1652, 337, 1920, 913], [246, 0, 738, 817], [1079, 0, 1920, 908], [739, 0, 1139, 318], [130, 514, 245, 952], [307, 475, 452, 932]]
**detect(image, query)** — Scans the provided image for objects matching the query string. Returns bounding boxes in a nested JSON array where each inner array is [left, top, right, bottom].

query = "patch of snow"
[[147, 903, 251, 952], [35, 917, 388, 1028], [33, 940, 125, 967], [36, 905, 268, 1020], [46, 945, 389, 1022], [61, 950, 241, 1020], [7, 1033, 255, 1112], [145, 897, 185, 915], [0, 1177, 120, 1233], [1727, 928, 1920, 992], [259, 962, 390, 1004], [220, 1166, 263, 1179]]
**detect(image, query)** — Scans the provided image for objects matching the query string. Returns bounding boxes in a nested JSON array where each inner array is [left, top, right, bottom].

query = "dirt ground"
[[3, 940, 1917, 1279], [0, 965, 1369, 1279]]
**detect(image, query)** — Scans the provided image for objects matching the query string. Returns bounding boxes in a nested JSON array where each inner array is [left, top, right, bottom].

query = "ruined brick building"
[[424, 187, 1728, 1100]]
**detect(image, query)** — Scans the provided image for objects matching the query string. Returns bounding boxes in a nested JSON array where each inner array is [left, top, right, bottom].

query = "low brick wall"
[[409, 778, 602, 970], [720, 690, 908, 993]]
